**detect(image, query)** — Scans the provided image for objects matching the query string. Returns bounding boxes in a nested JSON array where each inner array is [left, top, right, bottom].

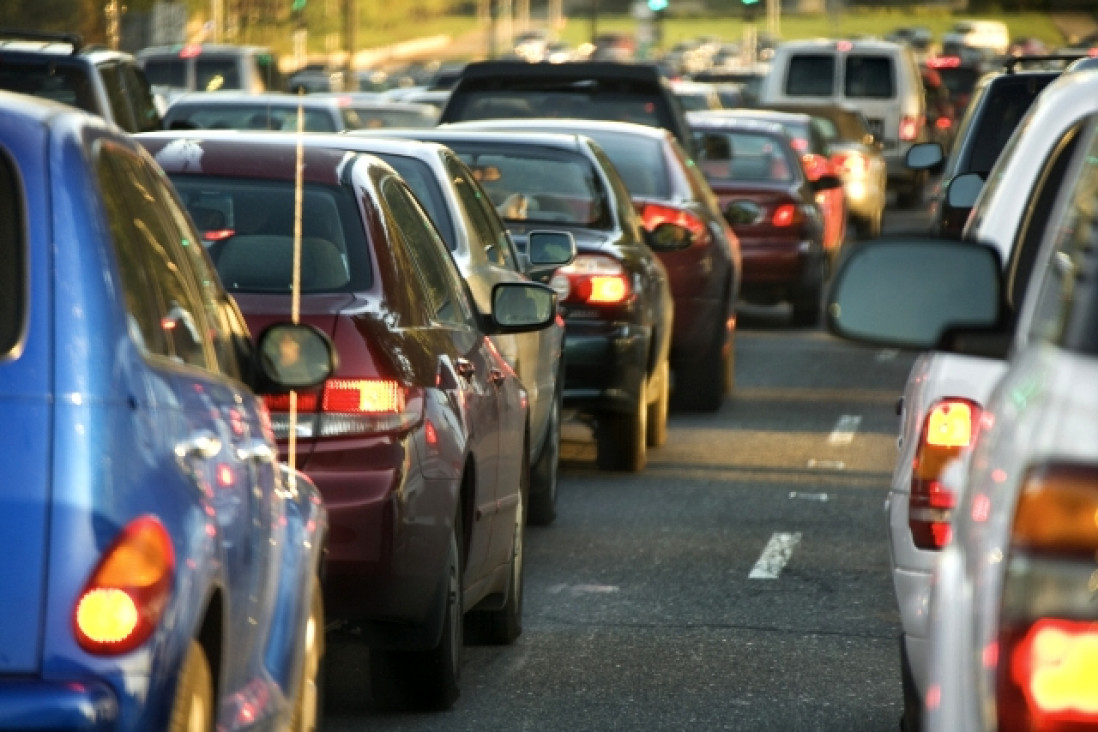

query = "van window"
[[844, 56, 894, 99], [0, 149, 24, 356], [196, 59, 242, 92], [143, 59, 187, 88], [784, 55, 835, 96]]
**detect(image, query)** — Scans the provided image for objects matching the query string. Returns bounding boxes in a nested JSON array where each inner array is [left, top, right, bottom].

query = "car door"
[[381, 176, 517, 578], [103, 147, 276, 678]]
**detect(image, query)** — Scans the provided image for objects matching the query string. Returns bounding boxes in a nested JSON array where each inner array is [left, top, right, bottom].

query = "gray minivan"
[[137, 43, 285, 104], [760, 38, 928, 208]]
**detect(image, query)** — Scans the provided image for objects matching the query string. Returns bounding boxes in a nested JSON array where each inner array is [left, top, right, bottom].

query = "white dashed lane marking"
[[748, 532, 802, 580], [828, 414, 862, 445]]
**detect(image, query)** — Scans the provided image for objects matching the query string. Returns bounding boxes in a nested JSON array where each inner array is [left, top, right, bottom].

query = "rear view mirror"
[[527, 230, 576, 268], [827, 237, 1003, 350], [724, 200, 762, 225], [256, 323, 336, 390], [644, 221, 693, 252], [946, 173, 984, 209], [905, 142, 945, 172], [491, 282, 558, 332]]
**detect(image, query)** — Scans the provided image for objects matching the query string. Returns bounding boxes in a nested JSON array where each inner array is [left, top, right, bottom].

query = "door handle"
[[236, 438, 275, 463], [455, 357, 475, 380], [174, 430, 222, 460]]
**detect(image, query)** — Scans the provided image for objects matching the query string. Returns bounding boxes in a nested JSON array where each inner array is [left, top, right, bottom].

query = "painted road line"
[[876, 349, 899, 361], [828, 414, 861, 445], [789, 491, 829, 502], [806, 459, 845, 470], [749, 532, 802, 580]]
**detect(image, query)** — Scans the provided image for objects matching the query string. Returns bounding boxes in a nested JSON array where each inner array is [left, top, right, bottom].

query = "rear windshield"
[[165, 104, 340, 132], [0, 59, 98, 112], [446, 86, 677, 132], [784, 54, 836, 96], [444, 142, 611, 228], [562, 129, 670, 199], [168, 177, 372, 293], [695, 129, 798, 182], [142, 58, 187, 88], [0, 149, 23, 354], [843, 56, 895, 99]]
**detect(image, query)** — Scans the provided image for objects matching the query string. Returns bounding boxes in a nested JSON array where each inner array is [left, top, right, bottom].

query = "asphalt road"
[[322, 201, 932, 732]]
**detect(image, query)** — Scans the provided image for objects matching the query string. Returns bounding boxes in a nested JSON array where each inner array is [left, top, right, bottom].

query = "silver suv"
[[0, 29, 160, 132]]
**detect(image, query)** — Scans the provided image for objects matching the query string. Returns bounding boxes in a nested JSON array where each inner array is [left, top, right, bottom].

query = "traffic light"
[[647, 0, 668, 11]]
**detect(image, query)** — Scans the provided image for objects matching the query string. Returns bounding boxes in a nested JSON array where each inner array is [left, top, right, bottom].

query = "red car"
[[138, 130, 559, 711], [687, 115, 842, 326], [692, 108, 848, 265]]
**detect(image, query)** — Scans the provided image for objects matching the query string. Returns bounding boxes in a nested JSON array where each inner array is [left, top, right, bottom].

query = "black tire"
[[672, 325, 731, 412], [596, 376, 647, 472], [791, 276, 823, 328], [369, 511, 463, 711], [290, 576, 325, 732], [646, 358, 669, 447], [468, 456, 526, 645], [528, 378, 561, 527], [899, 639, 922, 732], [169, 640, 214, 732]]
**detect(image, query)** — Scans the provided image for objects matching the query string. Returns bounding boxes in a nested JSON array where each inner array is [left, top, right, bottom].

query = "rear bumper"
[[670, 295, 725, 368], [739, 241, 825, 302], [0, 679, 117, 731], [561, 318, 649, 416]]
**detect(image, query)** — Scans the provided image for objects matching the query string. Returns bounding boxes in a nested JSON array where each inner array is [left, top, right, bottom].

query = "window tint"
[[196, 58, 241, 91], [99, 61, 136, 132], [372, 153, 457, 248], [844, 56, 894, 99], [121, 61, 162, 132], [967, 77, 1052, 174], [576, 130, 670, 199], [0, 60, 97, 112], [382, 178, 473, 327], [785, 55, 835, 96], [142, 59, 188, 88], [97, 142, 210, 368], [166, 104, 338, 132], [0, 150, 24, 355], [446, 155, 518, 270]]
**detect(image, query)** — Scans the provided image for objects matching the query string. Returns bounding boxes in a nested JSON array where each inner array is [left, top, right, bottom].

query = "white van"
[[759, 38, 928, 208]]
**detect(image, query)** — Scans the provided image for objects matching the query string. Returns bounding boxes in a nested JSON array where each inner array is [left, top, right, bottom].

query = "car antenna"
[[285, 89, 306, 491]]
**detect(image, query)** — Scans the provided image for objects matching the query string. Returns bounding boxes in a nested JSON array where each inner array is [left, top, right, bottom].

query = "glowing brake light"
[[551, 254, 632, 306], [264, 379, 421, 437], [75, 517, 174, 654], [833, 151, 867, 177], [909, 398, 981, 550], [900, 115, 922, 142], [771, 203, 802, 227], [927, 55, 962, 68], [997, 464, 1098, 732]]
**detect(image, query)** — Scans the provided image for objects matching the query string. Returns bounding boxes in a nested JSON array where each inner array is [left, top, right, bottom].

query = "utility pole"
[[105, 0, 123, 50], [590, 0, 598, 45]]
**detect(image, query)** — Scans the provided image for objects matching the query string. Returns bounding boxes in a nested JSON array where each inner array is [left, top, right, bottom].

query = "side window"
[[121, 61, 161, 132], [0, 149, 24, 356], [382, 177, 474, 327], [96, 142, 212, 369], [844, 56, 895, 99], [446, 155, 517, 270], [1024, 122, 1098, 348]]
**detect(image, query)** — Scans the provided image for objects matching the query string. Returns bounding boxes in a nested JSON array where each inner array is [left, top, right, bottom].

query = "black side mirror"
[[724, 200, 762, 226], [644, 221, 693, 252], [811, 174, 843, 193]]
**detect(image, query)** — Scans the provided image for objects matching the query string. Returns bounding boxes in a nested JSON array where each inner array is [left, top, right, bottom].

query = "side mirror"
[[945, 172, 984, 209], [827, 236, 1004, 351], [644, 221, 694, 252], [490, 281, 558, 333], [905, 142, 945, 173], [526, 230, 577, 271], [255, 323, 337, 391], [724, 200, 762, 226]]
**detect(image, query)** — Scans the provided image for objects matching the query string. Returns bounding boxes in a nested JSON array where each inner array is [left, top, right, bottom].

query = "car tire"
[[468, 456, 526, 645], [169, 640, 214, 732], [791, 272, 824, 328], [369, 510, 463, 711], [290, 575, 325, 732], [899, 638, 923, 732], [646, 357, 669, 447], [596, 375, 647, 472], [528, 372, 561, 527], [672, 323, 732, 412]]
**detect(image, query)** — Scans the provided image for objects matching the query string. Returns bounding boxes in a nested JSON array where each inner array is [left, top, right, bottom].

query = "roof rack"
[[0, 28, 83, 54]]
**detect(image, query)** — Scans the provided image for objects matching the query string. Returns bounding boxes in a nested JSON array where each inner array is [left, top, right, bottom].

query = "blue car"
[[0, 91, 334, 731]]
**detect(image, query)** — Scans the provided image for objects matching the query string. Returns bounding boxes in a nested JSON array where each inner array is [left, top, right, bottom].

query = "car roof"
[[690, 108, 812, 127], [773, 37, 908, 53], [166, 91, 340, 108], [0, 30, 136, 63], [456, 59, 665, 83], [445, 117, 673, 141], [685, 113, 788, 136], [136, 43, 274, 59], [350, 127, 594, 154]]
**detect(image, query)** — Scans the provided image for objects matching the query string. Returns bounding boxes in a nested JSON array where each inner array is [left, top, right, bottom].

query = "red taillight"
[[264, 379, 420, 437], [640, 202, 708, 242], [203, 228, 236, 242], [900, 115, 923, 142], [935, 116, 952, 131], [550, 254, 632, 306], [909, 398, 981, 550], [790, 137, 809, 153], [771, 203, 802, 227], [997, 464, 1098, 732], [75, 517, 174, 654]]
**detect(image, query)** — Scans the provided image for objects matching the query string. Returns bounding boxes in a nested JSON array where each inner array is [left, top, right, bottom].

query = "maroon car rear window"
[[0, 150, 24, 354]]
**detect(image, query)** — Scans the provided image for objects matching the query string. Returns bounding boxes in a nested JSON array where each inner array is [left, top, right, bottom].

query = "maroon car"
[[687, 115, 841, 326], [138, 130, 558, 711]]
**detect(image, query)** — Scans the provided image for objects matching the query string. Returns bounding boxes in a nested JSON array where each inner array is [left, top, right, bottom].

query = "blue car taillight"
[[995, 463, 1098, 732]]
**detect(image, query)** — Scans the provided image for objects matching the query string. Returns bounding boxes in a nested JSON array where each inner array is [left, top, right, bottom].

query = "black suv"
[[0, 29, 160, 133], [904, 54, 1079, 238], [438, 59, 697, 157]]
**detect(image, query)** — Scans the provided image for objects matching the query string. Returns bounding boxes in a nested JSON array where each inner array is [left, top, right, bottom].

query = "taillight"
[[203, 228, 235, 242], [264, 379, 422, 438], [909, 398, 981, 550], [771, 203, 803, 227], [640, 202, 708, 242], [74, 516, 174, 654], [935, 117, 952, 131], [997, 464, 1098, 732], [550, 254, 632, 306], [900, 115, 923, 142]]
